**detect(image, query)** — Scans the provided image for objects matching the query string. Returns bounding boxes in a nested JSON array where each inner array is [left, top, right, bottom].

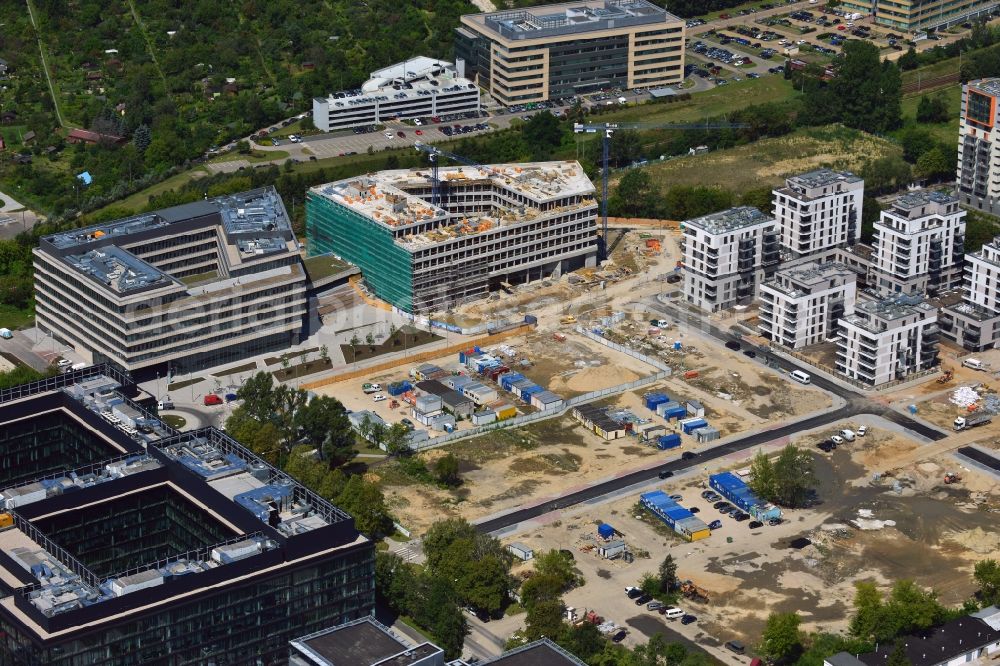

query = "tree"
[[383, 422, 411, 457], [915, 148, 952, 182], [319, 344, 330, 364], [916, 94, 950, 123], [534, 549, 579, 592], [748, 449, 777, 502], [349, 333, 360, 362], [658, 554, 678, 593], [434, 452, 461, 485], [293, 395, 354, 464], [887, 639, 912, 666], [759, 612, 803, 662], [521, 574, 565, 610], [423, 518, 479, 570], [375, 551, 415, 611], [422, 518, 513, 615], [132, 124, 152, 152], [772, 444, 816, 507], [820, 41, 902, 133], [336, 475, 393, 536], [525, 599, 565, 640], [366, 331, 376, 350], [609, 129, 642, 167], [237, 372, 275, 422], [521, 111, 564, 159], [609, 168, 658, 218], [974, 558, 1000, 605], [849, 581, 887, 642], [237, 139, 251, 154], [898, 47, 919, 71]]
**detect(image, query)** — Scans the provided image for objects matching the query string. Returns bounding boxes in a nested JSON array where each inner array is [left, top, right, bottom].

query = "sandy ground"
[[494, 422, 1000, 650]]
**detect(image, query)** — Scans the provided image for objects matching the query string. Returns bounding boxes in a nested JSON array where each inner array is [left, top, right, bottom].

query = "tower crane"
[[572, 121, 749, 256], [413, 142, 490, 208]]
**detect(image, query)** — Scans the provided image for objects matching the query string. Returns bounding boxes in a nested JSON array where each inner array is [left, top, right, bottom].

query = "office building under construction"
[[306, 161, 598, 313]]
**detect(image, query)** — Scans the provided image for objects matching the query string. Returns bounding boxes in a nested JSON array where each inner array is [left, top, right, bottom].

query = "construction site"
[[491, 415, 1000, 651], [306, 161, 600, 313]]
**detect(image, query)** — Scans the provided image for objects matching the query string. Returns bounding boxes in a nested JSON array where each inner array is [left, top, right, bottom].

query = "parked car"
[[57, 358, 73, 367], [401, 418, 415, 430], [725, 641, 746, 655], [734, 512, 751, 522], [857, 425, 868, 436], [372, 394, 387, 402], [669, 494, 683, 501], [612, 630, 628, 643], [689, 507, 700, 514], [224, 393, 238, 403], [749, 520, 764, 529], [725, 340, 741, 351], [647, 601, 665, 611], [701, 490, 716, 499], [681, 614, 697, 625], [768, 518, 783, 526], [681, 451, 697, 460], [658, 469, 674, 479], [831, 435, 844, 445], [635, 594, 652, 605], [713, 501, 731, 509], [204, 394, 223, 406], [709, 520, 723, 530], [626, 586, 642, 599]]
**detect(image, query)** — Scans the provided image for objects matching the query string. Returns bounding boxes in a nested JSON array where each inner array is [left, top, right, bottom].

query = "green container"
[[727, 536, 733, 543]]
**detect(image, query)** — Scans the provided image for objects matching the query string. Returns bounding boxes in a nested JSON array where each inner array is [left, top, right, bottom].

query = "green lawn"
[[179, 270, 219, 285], [636, 125, 902, 196], [302, 254, 353, 281], [594, 76, 798, 125], [0, 305, 33, 330], [901, 57, 961, 88], [102, 167, 211, 215], [897, 83, 962, 145], [212, 149, 289, 164]]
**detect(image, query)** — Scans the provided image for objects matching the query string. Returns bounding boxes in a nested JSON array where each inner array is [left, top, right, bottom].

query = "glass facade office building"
[[0, 369, 375, 666]]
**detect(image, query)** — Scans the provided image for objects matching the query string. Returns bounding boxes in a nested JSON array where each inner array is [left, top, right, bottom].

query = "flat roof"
[[0, 372, 364, 636], [290, 617, 444, 666], [484, 639, 588, 665], [465, 0, 677, 42], [970, 78, 1000, 96], [785, 168, 861, 191], [310, 161, 595, 250], [684, 206, 774, 235], [765, 261, 855, 298], [40, 187, 296, 297], [855, 616, 1000, 666]]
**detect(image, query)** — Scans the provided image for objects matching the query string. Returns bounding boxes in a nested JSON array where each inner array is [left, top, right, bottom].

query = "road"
[[474, 297, 947, 534]]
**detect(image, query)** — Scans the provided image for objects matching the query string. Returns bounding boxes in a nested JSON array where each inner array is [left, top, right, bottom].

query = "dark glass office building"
[[0, 367, 375, 665]]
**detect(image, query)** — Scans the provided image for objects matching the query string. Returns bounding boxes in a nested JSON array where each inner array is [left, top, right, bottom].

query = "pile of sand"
[[947, 528, 1000, 556], [549, 365, 641, 393]]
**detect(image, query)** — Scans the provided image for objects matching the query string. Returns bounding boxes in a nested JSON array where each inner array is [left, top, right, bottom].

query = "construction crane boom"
[[573, 121, 750, 259], [413, 141, 487, 207]]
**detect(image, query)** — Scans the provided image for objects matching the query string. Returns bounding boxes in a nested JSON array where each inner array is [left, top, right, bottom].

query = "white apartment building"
[[33, 188, 307, 376], [871, 189, 966, 295], [958, 79, 1000, 215], [941, 235, 1000, 351], [682, 207, 781, 312], [772, 168, 863, 258], [759, 261, 857, 349], [312, 57, 481, 132], [836, 296, 939, 387]]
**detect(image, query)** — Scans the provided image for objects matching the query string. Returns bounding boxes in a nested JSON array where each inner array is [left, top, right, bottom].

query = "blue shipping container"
[[664, 405, 687, 420], [657, 434, 682, 450], [598, 523, 614, 539], [645, 393, 670, 410], [682, 418, 708, 434]]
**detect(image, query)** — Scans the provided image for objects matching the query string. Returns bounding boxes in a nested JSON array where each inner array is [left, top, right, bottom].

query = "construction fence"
[[409, 328, 673, 451]]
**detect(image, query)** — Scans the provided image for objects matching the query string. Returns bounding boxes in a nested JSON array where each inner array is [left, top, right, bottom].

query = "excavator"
[[937, 368, 954, 384], [560, 315, 577, 324]]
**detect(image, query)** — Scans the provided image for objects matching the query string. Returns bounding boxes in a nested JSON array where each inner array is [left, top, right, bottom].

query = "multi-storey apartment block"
[[682, 206, 781, 312], [306, 162, 598, 313], [33, 188, 307, 376], [772, 168, 863, 258], [838, 0, 997, 31], [871, 189, 966, 295], [836, 295, 939, 386], [759, 261, 858, 349], [454, 0, 685, 106], [941, 235, 1000, 351], [958, 78, 1000, 215], [312, 57, 481, 132]]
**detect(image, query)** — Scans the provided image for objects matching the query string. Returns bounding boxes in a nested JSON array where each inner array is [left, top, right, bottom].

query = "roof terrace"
[[684, 206, 774, 235]]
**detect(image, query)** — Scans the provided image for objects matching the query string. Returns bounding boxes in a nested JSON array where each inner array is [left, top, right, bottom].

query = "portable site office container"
[[471, 409, 497, 426], [492, 402, 517, 420], [710, 472, 781, 520], [430, 413, 457, 431], [657, 433, 682, 449], [440, 391, 474, 417], [509, 378, 533, 399], [463, 382, 498, 405], [645, 393, 670, 411], [414, 363, 445, 381], [413, 408, 442, 426], [638, 423, 666, 440], [415, 394, 443, 413], [499, 372, 525, 391], [599, 540, 627, 559], [694, 426, 720, 443], [531, 390, 564, 411], [640, 491, 711, 541], [681, 418, 708, 434], [752, 504, 782, 521], [657, 401, 687, 421], [507, 542, 534, 561], [519, 385, 543, 403], [443, 375, 473, 391], [686, 400, 705, 418]]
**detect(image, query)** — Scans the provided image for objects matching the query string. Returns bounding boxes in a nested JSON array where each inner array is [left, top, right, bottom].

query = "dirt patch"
[[340, 326, 442, 363]]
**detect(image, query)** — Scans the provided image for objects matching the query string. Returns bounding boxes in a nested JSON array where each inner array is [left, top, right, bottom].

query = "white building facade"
[[312, 57, 480, 132], [871, 189, 966, 295], [836, 296, 939, 387], [759, 261, 857, 349], [682, 207, 781, 312], [958, 78, 1000, 216], [772, 168, 864, 258], [942, 235, 1000, 351]]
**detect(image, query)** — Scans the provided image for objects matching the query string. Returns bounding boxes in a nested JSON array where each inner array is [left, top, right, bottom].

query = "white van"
[[664, 608, 685, 619], [789, 370, 811, 385], [963, 358, 985, 371]]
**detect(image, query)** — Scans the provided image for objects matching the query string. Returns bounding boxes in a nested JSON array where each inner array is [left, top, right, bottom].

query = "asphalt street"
[[474, 299, 947, 534]]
